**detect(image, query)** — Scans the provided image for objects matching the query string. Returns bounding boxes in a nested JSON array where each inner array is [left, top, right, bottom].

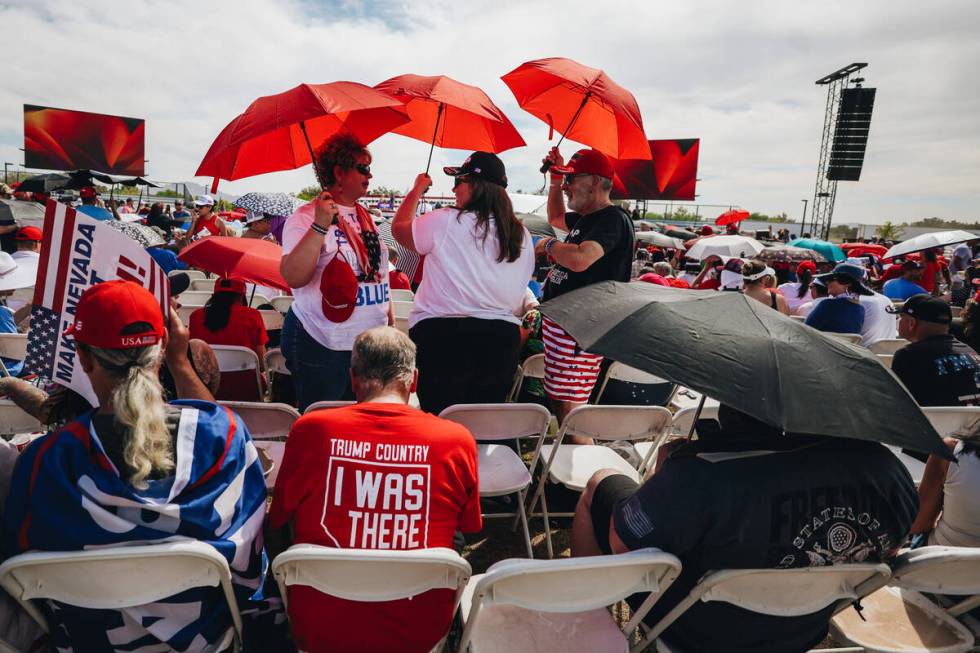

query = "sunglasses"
[[453, 176, 472, 190], [352, 163, 371, 175], [560, 173, 593, 187], [831, 275, 853, 285]]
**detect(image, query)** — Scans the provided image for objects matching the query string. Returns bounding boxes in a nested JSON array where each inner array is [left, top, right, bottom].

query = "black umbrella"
[[116, 176, 160, 188], [517, 212, 556, 238], [539, 281, 951, 458], [69, 169, 115, 185], [15, 173, 72, 193]]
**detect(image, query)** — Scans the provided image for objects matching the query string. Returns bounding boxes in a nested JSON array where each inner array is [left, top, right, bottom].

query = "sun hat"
[[0, 252, 36, 291], [816, 262, 874, 296], [443, 151, 508, 188], [550, 149, 615, 179], [64, 280, 165, 349]]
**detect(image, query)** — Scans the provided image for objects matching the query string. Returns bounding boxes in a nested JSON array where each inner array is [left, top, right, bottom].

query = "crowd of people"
[[0, 132, 977, 653]]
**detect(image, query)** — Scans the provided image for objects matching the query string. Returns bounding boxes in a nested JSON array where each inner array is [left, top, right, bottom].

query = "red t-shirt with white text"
[[268, 403, 481, 653]]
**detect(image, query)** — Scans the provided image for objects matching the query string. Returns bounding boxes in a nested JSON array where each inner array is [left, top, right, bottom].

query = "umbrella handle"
[[424, 103, 444, 177], [299, 121, 324, 188], [538, 91, 592, 173]]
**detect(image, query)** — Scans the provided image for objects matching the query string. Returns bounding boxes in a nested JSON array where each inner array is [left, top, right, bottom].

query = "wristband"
[[310, 222, 329, 236], [545, 238, 558, 255]]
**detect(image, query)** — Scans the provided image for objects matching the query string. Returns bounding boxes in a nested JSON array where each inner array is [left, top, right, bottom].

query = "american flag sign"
[[25, 201, 169, 404]]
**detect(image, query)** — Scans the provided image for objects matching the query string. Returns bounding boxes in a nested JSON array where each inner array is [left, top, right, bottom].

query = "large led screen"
[[24, 104, 145, 175], [611, 138, 699, 201]]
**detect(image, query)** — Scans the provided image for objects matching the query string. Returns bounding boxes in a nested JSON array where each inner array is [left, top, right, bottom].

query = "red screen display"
[[611, 138, 699, 201], [24, 104, 145, 175]]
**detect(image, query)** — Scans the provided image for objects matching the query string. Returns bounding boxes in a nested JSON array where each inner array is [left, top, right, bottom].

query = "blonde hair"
[[84, 342, 173, 489]]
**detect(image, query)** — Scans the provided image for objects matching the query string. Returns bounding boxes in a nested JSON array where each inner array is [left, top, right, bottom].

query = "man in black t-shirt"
[[570, 405, 918, 653], [534, 148, 635, 429], [889, 293, 980, 406]]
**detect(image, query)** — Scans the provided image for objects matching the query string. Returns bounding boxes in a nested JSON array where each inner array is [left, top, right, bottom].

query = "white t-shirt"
[[858, 292, 898, 346], [931, 440, 980, 547], [777, 282, 813, 315], [796, 296, 825, 317], [409, 207, 534, 329], [282, 202, 389, 351]]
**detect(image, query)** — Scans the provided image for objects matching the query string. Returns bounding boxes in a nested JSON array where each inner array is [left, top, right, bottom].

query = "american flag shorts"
[[541, 316, 603, 403]]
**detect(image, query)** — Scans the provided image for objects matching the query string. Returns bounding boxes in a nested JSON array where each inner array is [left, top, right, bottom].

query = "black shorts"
[[591, 474, 640, 554]]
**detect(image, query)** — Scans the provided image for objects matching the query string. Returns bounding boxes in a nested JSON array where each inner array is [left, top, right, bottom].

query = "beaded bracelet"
[[310, 222, 330, 236]]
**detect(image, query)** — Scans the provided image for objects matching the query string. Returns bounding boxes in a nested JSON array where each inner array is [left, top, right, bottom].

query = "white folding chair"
[[304, 400, 356, 413], [264, 348, 289, 376], [439, 403, 551, 558], [391, 288, 415, 302], [270, 296, 294, 314], [0, 541, 244, 652], [508, 353, 545, 402], [876, 354, 894, 369], [869, 339, 910, 355], [0, 333, 28, 377], [593, 361, 678, 408], [177, 304, 197, 325], [459, 548, 682, 653], [830, 547, 980, 653], [219, 401, 299, 488], [177, 290, 213, 306], [637, 563, 892, 653], [212, 345, 263, 402], [258, 309, 284, 331], [527, 405, 673, 558], [669, 404, 721, 438], [247, 293, 272, 308], [273, 545, 470, 653], [826, 332, 865, 346], [172, 269, 207, 281], [922, 406, 980, 437], [190, 278, 217, 292], [0, 399, 43, 437], [790, 315, 807, 322]]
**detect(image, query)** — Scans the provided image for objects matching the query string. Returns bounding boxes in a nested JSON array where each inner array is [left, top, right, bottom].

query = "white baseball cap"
[[0, 252, 37, 291], [194, 194, 215, 207]]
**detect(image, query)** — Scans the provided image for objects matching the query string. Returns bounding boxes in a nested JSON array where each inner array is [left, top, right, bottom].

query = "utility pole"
[[801, 199, 808, 232]]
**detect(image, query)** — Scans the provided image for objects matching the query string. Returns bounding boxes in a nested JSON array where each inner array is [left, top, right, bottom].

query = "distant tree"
[[295, 185, 320, 201], [908, 217, 979, 229], [876, 221, 901, 241], [829, 225, 859, 241]]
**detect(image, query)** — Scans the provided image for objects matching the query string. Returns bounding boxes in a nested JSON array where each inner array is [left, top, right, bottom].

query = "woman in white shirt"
[[392, 152, 534, 415], [912, 435, 980, 547], [777, 260, 817, 315], [280, 133, 391, 410]]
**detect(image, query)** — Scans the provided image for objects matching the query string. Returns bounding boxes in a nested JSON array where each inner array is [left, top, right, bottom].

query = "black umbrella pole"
[[299, 121, 324, 189], [539, 91, 592, 173], [687, 394, 706, 441], [424, 103, 444, 176]]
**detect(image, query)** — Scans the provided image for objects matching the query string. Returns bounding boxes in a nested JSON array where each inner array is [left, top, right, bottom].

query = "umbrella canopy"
[[103, 220, 166, 248], [518, 212, 556, 238], [0, 199, 45, 228], [715, 209, 749, 226], [788, 238, 846, 263], [883, 230, 978, 260], [501, 57, 651, 161], [756, 245, 826, 264], [665, 228, 698, 242], [234, 192, 302, 218], [178, 236, 289, 291], [635, 231, 685, 249], [16, 173, 72, 193], [373, 74, 525, 157], [69, 169, 115, 185], [196, 81, 410, 185], [115, 176, 160, 188], [540, 281, 950, 457], [840, 242, 887, 258], [686, 235, 764, 261]]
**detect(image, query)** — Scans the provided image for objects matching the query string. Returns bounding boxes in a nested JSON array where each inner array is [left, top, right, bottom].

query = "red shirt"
[[189, 304, 268, 356], [697, 277, 721, 290], [389, 269, 411, 290], [919, 259, 941, 293], [268, 403, 481, 653]]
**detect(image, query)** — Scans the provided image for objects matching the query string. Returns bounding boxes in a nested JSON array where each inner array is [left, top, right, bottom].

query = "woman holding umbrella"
[[391, 152, 533, 415], [279, 133, 390, 410]]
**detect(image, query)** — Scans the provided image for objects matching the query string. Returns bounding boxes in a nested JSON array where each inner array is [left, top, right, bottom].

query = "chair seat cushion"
[[538, 445, 640, 491], [477, 444, 532, 496], [829, 586, 974, 653]]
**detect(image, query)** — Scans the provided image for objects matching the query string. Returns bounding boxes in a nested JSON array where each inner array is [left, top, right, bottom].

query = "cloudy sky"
[[2, 0, 978, 224]]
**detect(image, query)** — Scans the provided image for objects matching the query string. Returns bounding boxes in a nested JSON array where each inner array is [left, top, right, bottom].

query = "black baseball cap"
[[168, 272, 191, 297], [886, 293, 952, 324], [444, 151, 508, 188]]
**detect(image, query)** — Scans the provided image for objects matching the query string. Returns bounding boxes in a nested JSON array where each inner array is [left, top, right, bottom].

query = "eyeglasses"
[[352, 163, 371, 175]]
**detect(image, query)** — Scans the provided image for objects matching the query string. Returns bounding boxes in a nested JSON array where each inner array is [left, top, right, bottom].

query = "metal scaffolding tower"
[[809, 63, 867, 240]]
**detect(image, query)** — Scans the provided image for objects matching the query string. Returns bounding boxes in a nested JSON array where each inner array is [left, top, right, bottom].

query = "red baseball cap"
[[797, 260, 817, 275], [551, 149, 615, 179], [65, 280, 165, 349], [320, 254, 359, 323], [79, 186, 98, 200], [214, 277, 246, 295], [15, 226, 42, 242]]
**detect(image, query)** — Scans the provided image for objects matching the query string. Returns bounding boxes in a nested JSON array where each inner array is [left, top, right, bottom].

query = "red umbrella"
[[218, 210, 247, 220], [715, 209, 750, 226], [501, 57, 652, 169], [373, 74, 525, 173], [841, 242, 887, 257], [196, 82, 409, 190], [178, 236, 289, 292]]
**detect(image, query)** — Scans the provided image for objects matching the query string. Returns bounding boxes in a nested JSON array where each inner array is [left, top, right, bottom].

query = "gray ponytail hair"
[[83, 343, 173, 489]]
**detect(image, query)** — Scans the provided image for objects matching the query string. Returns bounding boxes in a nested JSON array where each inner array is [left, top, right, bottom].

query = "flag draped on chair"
[[3, 401, 270, 652]]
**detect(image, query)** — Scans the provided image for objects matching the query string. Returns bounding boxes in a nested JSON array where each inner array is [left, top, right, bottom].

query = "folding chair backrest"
[[190, 278, 217, 292], [247, 293, 271, 308], [178, 290, 214, 306], [671, 404, 720, 436], [173, 269, 207, 281], [521, 353, 545, 380], [177, 304, 196, 325], [304, 400, 356, 413], [825, 332, 864, 346], [219, 401, 299, 441], [392, 301, 413, 319], [0, 400, 43, 437], [594, 361, 677, 407], [0, 333, 28, 361], [921, 406, 980, 437], [439, 403, 551, 442], [560, 405, 672, 443], [212, 345, 263, 402], [270, 295, 294, 315], [868, 338, 909, 355], [272, 544, 471, 611], [0, 541, 243, 642], [640, 563, 891, 647], [888, 546, 980, 608], [258, 310, 284, 331], [264, 348, 289, 375], [391, 289, 415, 302], [876, 353, 893, 369]]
